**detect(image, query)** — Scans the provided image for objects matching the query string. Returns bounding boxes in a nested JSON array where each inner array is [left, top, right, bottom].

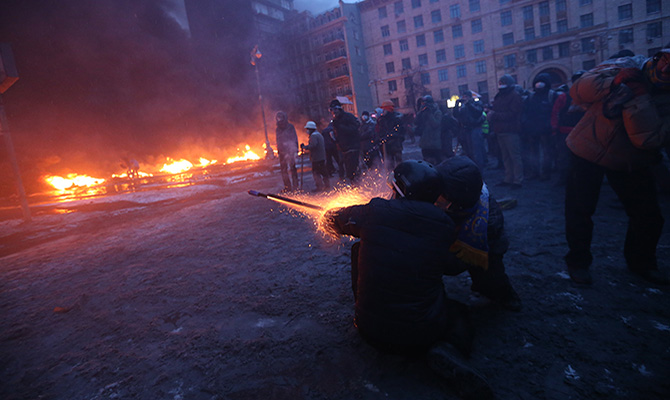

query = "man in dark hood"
[[522, 72, 557, 181], [453, 90, 486, 170], [275, 111, 299, 192], [489, 74, 524, 188], [329, 99, 361, 183]]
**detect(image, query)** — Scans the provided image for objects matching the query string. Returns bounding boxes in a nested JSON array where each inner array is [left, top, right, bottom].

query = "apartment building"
[[357, 0, 668, 113], [285, 3, 374, 122]]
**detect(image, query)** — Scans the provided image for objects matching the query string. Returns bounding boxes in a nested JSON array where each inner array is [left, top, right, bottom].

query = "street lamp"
[[250, 45, 274, 159]]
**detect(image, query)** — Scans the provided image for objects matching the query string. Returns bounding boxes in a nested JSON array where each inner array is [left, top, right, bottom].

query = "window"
[[558, 42, 570, 57], [556, 0, 566, 12], [541, 23, 551, 37], [525, 27, 536, 41], [412, 0, 422, 9], [450, 4, 461, 18], [381, 25, 390, 37], [501, 10, 512, 26], [471, 19, 482, 33], [457, 65, 467, 78], [454, 44, 465, 58], [452, 24, 463, 38], [421, 72, 431, 85], [504, 53, 516, 68], [580, 13, 593, 28], [416, 34, 426, 47], [379, 6, 388, 18], [400, 39, 409, 51], [475, 60, 486, 73], [458, 83, 469, 95], [500, 0, 511, 3], [542, 46, 554, 60], [440, 87, 451, 99], [583, 60, 596, 70], [414, 15, 424, 28], [557, 19, 568, 33], [430, 0, 439, 3], [647, 21, 663, 38], [579, 0, 591, 5], [539, 1, 550, 16], [419, 53, 429, 66], [397, 20, 407, 33], [395, 1, 404, 14], [647, 0, 661, 14], [384, 43, 393, 55], [431, 10, 442, 23], [523, 5, 533, 21], [619, 28, 634, 45], [391, 97, 399, 107], [477, 80, 489, 98], [436, 49, 447, 63], [386, 62, 395, 73], [438, 69, 449, 81], [526, 49, 537, 63], [469, 0, 480, 12], [388, 80, 398, 91], [402, 57, 412, 69], [404, 77, 413, 89], [473, 39, 484, 54], [581, 37, 595, 52], [618, 4, 632, 20], [503, 32, 514, 46], [434, 29, 445, 43]]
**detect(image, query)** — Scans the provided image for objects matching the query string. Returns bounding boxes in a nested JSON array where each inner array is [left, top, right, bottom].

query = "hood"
[[499, 74, 516, 86], [435, 156, 482, 209], [533, 73, 552, 87]]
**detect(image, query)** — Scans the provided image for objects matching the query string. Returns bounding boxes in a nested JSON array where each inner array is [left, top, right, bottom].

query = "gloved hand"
[[612, 68, 648, 97]]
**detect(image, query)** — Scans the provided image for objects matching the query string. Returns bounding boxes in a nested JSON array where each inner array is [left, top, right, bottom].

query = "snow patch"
[[255, 318, 276, 328], [564, 365, 580, 381], [632, 363, 652, 376], [171, 326, 183, 334], [651, 321, 670, 332], [645, 288, 662, 295], [363, 381, 381, 393], [556, 271, 570, 280]]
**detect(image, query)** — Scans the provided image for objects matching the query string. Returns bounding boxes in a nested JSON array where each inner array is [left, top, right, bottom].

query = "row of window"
[[378, 0, 480, 20], [383, 32, 488, 55], [385, 61, 488, 93], [381, 17, 483, 39], [384, 43, 487, 72]]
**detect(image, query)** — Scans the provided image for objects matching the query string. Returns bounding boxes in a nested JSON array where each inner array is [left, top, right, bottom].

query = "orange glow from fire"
[[45, 174, 106, 191], [226, 145, 261, 164], [160, 158, 194, 174]]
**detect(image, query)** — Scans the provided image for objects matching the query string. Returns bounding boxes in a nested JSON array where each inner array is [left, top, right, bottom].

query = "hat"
[[571, 70, 586, 83], [498, 74, 516, 86], [304, 121, 317, 130], [329, 99, 342, 109], [381, 100, 394, 110], [435, 156, 483, 209]]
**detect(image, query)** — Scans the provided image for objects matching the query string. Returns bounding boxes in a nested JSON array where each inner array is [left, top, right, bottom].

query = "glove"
[[612, 68, 648, 97]]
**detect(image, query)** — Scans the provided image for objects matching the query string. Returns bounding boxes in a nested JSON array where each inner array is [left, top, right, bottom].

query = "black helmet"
[[435, 156, 482, 209], [390, 160, 442, 203]]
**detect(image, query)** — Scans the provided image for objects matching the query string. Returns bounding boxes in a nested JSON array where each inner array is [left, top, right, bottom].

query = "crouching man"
[[322, 160, 494, 400]]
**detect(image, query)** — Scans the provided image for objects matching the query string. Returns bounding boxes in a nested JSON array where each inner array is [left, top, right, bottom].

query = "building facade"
[[357, 0, 669, 113], [285, 2, 374, 123]]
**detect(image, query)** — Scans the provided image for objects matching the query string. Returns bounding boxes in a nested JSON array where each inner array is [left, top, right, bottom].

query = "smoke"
[[0, 0, 263, 196]]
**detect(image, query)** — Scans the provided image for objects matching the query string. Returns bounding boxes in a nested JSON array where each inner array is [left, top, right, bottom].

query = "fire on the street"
[[42, 144, 264, 199]]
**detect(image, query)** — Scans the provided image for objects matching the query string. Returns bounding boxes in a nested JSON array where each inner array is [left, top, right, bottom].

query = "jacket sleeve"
[[622, 93, 670, 150], [550, 93, 567, 131], [323, 205, 366, 238], [570, 69, 616, 107]]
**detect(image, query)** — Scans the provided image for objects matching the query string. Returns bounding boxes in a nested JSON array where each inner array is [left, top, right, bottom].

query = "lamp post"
[[250, 45, 274, 159]]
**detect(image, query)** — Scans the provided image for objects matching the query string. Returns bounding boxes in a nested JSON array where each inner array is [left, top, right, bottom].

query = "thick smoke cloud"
[[0, 0, 261, 196]]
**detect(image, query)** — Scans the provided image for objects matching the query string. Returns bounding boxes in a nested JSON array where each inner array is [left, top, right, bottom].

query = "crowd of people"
[[268, 47, 670, 399]]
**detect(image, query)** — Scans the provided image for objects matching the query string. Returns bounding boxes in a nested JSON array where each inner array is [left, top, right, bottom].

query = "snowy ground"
[[1, 142, 669, 400]]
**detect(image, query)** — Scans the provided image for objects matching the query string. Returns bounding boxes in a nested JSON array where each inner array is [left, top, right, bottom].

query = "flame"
[[198, 157, 217, 167], [226, 145, 261, 164], [160, 158, 194, 174], [45, 174, 106, 191]]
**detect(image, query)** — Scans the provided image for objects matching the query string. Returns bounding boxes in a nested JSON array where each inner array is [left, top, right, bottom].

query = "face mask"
[[535, 82, 546, 89], [498, 84, 507, 89], [362, 116, 369, 121]]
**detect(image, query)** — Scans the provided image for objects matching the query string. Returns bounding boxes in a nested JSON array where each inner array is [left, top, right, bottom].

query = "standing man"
[[359, 111, 380, 170], [564, 50, 670, 285], [416, 95, 444, 165], [522, 73, 557, 181], [275, 111, 299, 192], [300, 121, 330, 192], [453, 91, 486, 170], [488, 74, 524, 189], [375, 100, 405, 170], [329, 99, 361, 183]]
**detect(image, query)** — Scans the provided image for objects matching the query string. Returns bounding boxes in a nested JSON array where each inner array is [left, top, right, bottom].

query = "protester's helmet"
[[381, 100, 395, 111], [329, 99, 342, 110], [435, 156, 483, 210], [390, 160, 442, 203], [304, 121, 317, 130]]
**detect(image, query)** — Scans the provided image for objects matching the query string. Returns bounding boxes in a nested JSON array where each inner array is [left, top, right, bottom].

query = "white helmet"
[[304, 121, 317, 130]]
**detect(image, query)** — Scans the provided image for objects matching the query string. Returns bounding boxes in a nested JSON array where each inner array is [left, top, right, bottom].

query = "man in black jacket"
[[323, 160, 493, 399], [329, 99, 361, 183]]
